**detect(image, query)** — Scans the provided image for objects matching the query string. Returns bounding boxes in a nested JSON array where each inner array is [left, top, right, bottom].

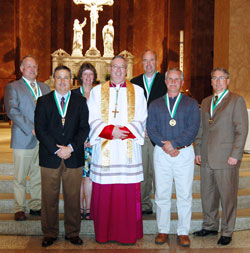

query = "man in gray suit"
[[193, 67, 248, 245], [4, 55, 50, 221]]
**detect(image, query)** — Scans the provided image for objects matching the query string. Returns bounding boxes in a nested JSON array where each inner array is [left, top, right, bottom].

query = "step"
[[1, 189, 250, 214], [1, 155, 250, 174], [0, 158, 250, 235], [2, 170, 250, 194], [0, 209, 250, 236]]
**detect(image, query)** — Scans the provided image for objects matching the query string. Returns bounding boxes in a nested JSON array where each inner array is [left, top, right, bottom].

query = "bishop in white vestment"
[[88, 55, 147, 244]]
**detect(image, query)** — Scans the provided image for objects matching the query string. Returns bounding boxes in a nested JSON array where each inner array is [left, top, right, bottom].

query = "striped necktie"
[[30, 82, 37, 96]]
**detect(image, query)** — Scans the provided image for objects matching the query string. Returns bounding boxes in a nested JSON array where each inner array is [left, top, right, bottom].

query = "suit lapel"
[[20, 78, 36, 105], [212, 91, 230, 116], [50, 91, 64, 128], [138, 75, 147, 99], [203, 96, 212, 123], [64, 93, 75, 129], [148, 73, 159, 101], [37, 82, 45, 95]]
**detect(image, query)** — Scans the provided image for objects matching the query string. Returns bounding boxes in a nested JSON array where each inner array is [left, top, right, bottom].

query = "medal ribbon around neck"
[[80, 86, 85, 97], [143, 71, 157, 99], [23, 78, 41, 101], [53, 91, 71, 119], [165, 93, 182, 120], [210, 89, 229, 117]]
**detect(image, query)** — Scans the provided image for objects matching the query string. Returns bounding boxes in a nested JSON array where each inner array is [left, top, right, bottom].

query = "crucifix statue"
[[73, 0, 114, 57]]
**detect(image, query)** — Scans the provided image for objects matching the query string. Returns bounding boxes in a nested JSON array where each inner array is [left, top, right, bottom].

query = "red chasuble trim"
[[99, 125, 115, 140], [120, 126, 136, 140], [109, 81, 126, 87]]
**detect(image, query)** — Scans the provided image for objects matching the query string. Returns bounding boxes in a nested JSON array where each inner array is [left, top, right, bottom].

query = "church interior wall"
[[214, 0, 250, 107], [0, 0, 216, 104]]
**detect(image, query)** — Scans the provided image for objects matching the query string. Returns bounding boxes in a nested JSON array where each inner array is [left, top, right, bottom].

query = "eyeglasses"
[[212, 76, 227, 81], [167, 78, 181, 83], [111, 65, 127, 71]]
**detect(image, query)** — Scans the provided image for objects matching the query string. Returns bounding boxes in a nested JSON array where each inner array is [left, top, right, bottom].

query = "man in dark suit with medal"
[[193, 67, 248, 245], [35, 65, 89, 247], [147, 68, 200, 247], [4, 55, 50, 221], [131, 50, 167, 215]]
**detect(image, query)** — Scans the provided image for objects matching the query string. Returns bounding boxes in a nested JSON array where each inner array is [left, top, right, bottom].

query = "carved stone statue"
[[73, 0, 114, 57], [72, 18, 87, 56], [102, 19, 114, 57]]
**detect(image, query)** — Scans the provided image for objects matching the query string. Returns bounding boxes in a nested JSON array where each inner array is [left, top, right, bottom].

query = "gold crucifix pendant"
[[112, 108, 119, 118]]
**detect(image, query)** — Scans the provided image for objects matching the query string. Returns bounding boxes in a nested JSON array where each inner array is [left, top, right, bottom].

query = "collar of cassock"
[[109, 81, 126, 87]]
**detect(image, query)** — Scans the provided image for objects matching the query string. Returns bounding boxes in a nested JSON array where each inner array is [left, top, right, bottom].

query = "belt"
[[176, 144, 191, 150]]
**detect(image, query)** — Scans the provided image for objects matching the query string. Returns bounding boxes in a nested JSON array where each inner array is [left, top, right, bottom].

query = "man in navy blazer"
[[131, 50, 167, 215], [4, 55, 50, 221], [35, 65, 89, 247]]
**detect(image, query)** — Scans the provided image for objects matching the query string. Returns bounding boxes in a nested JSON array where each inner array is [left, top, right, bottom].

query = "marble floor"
[[1, 232, 250, 252], [1, 122, 250, 252]]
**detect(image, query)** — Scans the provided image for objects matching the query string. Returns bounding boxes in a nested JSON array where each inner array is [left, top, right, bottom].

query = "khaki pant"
[[141, 137, 155, 211], [13, 144, 41, 213], [41, 161, 83, 238]]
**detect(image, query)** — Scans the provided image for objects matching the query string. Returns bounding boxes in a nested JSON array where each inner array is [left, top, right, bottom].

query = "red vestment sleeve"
[[99, 125, 114, 140], [120, 126, 136, 139]]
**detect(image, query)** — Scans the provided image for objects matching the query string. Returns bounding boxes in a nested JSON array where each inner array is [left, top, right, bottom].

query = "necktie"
[[61, 97, 65, 110], [30, 82, 37, 96], [213, 95, 218, 105]]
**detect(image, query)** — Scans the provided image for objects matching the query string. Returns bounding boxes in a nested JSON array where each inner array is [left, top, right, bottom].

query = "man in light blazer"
[[131, 49, 167, 215], [4, 55, 50, 221], [193, 67, 248, 245], [35, 65, 89, 247]]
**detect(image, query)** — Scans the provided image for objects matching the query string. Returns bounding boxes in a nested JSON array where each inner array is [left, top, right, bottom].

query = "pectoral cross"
[[112, 108, 119, 118]]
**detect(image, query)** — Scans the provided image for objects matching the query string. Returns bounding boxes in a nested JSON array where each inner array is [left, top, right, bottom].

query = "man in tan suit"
[[193, 67, 248, 245]]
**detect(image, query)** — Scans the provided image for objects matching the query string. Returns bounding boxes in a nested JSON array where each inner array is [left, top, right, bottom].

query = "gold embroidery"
[[126, 81, 135, 161], [100, 81, 135, 167]]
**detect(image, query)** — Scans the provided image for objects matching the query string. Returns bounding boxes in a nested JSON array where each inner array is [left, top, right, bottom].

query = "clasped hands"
[[56, 145, 72, 159], [112, 125, 129, 140], [161, 140, 180, 157]]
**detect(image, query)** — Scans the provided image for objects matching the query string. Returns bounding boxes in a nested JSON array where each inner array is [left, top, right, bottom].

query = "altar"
[[49, 49, 134, 86]]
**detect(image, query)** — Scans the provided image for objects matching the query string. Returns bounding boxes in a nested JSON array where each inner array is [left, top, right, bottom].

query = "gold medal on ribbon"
[[165, 93, 182, 128], [62, 117, 65, 126], [53, 91, 70, 128], [209, 119, 213, 124], [169, 119, 176, 126]]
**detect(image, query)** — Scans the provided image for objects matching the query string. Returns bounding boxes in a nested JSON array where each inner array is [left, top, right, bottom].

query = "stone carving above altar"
[[103, 19, 114, 57], [73, 0, 114, 57], [47, 0, 134, 88], [72, 18, 87, 57]]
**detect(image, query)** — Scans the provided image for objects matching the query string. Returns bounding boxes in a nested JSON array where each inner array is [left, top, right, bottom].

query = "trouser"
[[154, 145, 194, 235], [201, 163, 239, 237], [41, 161, 83, 238], [141, 137, 155, 211], [13, 144, 41, 212]]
